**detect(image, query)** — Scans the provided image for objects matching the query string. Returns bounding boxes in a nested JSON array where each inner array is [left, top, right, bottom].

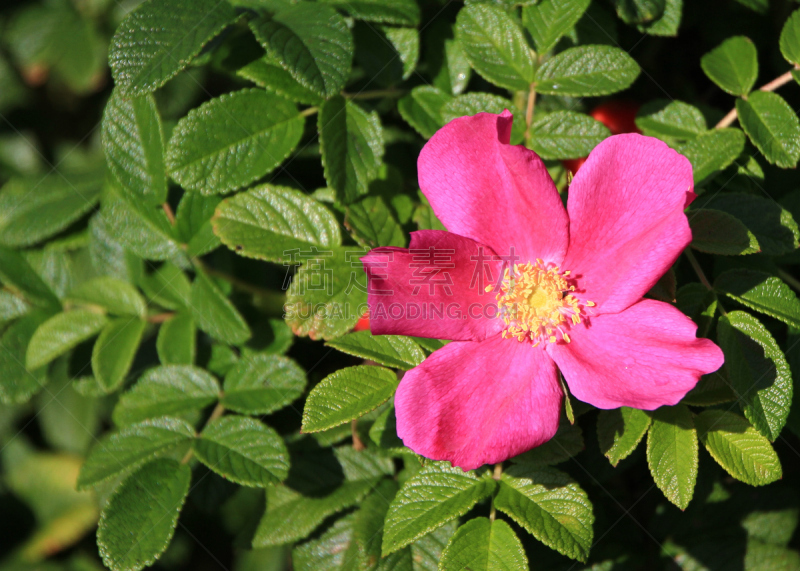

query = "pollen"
[[487, 260, 592, 345]]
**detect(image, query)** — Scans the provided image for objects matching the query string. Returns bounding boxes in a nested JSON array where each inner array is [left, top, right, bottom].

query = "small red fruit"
[[353, 313, 370, 332], [562, 100, 641, 175]]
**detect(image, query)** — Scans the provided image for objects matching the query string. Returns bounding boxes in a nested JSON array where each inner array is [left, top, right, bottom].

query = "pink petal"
[[547, 299, 724, 410], [418, 111, 569, 265], [361, 230, 504, 341], [396, 336, 562, 470], [563, 133, 694, 314]]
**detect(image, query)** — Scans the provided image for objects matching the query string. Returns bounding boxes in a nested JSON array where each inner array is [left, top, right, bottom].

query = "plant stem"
[[181, 402, 226, 465], [147, 312, 174, 324], [525, 84, 537, 142], [684, 249, 713, 291], [779, 269, 800, 292], [489, 463, 503, 522], [351, 419, 365, 451], [345, 89, 406, 100], [715, 68, 797, 129], [300, 106, 318, 117], [193, 258, 286, 311], [162, 203, 176, 225]]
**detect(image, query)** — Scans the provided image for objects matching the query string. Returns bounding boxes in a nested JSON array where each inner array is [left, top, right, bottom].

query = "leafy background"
[[1, 0, 800, 570]]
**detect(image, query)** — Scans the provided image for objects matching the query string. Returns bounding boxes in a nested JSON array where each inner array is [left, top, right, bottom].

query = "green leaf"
[[347, 194, 406, 248], [780, 9, 800, 65], [141, 262, 191, 311], [440, 93, 526, 145], [109, 0, 237, 96], [0, 247, 61, 311], [736, 91, 800, 169], [320, 0, 420, 27], [695, 410, 782, 486], [221, 353, 306, 415], [529, 111, 611, 159], [193, 415, 289, 487], [613, 0, 665, 24], [439, 517, 528, 571], [166, 89, 303, 195], [93, 317, 146, 392], [292, 513, 359, 571], [319, 96, 384, 204], [236, 57, 323, 106], [701, 36, 758, 96], [349, 480, 398, 568], [26, 309, 107, 370], [0, 171, 103, 247], [67, 276, 147, 317], [284, 246, 369, 340], [113, 365, 219, 426], [699, 193, 799, 255], [535, 45, 640, 96], [510, 421, 584, 467], [156, 314, 196, 365], [522, 0, 590, 54], [427, 20, 471, 96], [688, 209, 760, 255], [102, 89, 167, 205], [715, 270, 800, 328], [646, 404, 698, 510], [326, 331, 424, 370], [494, 465, 594, 561], [377, 523, 457, 571], [190, 272, 251, 345], [635, 99, 707, 139], [382, 463, 496, 555], [303, 365, 399, 432], [717, 311, 792, 441], [174, 192, 221, 257], [253, 479, 378, 547], [637, 0, 682, 36], [398, 86, 452, 139], [0, 311, 49, 404], [677, 128, 745, 186], [684, 370, 736, 407], [250, 4, 353, 99], [354, 24, 419, 86], [213, 184, 341, 263], [101, 185, 184, 261], [455, 4, 536, 91], [97, 459, 191, 571], [597, 407, 652, 467], [78, 417, 195, 489]]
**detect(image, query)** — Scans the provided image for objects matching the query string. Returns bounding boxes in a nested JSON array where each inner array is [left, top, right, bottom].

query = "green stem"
[[524, 84, 537, 143], [684, 249, 713, 291], [344, 89, 406, 100], [779, 269, 800, 292], [489, 463, 503, 522], [193, 258, 286, 314], [181, 402, 226, 465]]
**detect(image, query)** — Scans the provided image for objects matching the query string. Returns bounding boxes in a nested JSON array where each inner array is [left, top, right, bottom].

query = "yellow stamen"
[[493, 260, 593, 345]]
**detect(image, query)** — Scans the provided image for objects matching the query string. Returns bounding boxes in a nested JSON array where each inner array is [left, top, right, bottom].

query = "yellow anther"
[[493, 259, 593, 345]]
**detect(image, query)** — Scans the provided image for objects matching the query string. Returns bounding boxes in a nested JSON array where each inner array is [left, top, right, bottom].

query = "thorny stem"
[[684, 249, 713, 291], [181, 402, 226, 464], [147, 312, 175, 324], [352, 419, 365, 451], [162, 203, 176, 225], [715, 68, 798, 129], [779, 269, 800, 292], [489, 463, 503, 522], [525, 84, 537, 142], [685, 249, 727, 316], [193, 258, 286, 312], [345, 89, 406, 100]]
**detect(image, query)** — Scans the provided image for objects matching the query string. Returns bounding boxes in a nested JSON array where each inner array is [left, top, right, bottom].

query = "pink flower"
[[361, 111, 724, 470]]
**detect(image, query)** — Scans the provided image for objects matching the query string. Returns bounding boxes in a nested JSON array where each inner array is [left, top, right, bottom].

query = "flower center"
[[486, 259, 593, 346]]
